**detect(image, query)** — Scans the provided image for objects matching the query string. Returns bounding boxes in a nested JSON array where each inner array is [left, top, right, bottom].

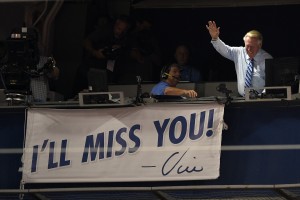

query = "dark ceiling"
[[131, 0, 300, 8]]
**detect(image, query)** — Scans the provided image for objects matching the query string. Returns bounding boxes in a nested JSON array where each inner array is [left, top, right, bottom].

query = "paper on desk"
[[107, 60, 115, 72]]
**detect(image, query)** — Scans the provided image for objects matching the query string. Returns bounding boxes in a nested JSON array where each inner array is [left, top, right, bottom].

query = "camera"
[[102, 46, 121, 60], [0, 27, 40, 92]]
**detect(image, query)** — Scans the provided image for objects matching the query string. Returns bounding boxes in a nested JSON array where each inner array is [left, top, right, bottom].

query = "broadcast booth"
[[1, 33, 300, 199]]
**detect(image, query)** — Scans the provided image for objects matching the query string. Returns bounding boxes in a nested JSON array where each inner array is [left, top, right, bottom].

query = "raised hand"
[[206, 21, 220, 40]]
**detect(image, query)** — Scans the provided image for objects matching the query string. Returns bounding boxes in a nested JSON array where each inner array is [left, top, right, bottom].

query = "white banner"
[[22, 103, 224, 183]]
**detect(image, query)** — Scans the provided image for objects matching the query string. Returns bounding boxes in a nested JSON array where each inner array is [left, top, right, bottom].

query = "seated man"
[[174, 44, 202, 83], [30, 56, 60, 102], [151, 63, 198, 98]]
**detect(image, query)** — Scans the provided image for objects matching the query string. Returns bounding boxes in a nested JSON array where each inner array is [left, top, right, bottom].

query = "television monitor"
[[86, 68, 109, 104], [265, 56, 300, 94], [87, 68, 108, 92]]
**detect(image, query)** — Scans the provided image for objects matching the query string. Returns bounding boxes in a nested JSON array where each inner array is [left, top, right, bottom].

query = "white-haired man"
[[206, 21, 273, 96]]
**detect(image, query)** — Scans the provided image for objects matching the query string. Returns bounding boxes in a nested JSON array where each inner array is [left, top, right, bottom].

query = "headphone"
[[160, 65, 171, 79]]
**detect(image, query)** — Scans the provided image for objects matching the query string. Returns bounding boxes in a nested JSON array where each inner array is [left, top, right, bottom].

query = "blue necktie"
[[245, 59, 254, 88]]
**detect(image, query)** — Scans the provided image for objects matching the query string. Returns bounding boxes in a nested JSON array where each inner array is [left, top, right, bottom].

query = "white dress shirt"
[[211, 38, 273, 96]]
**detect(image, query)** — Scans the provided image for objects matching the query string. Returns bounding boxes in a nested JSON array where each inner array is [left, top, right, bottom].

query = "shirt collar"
[[244, 48, 262, 61]]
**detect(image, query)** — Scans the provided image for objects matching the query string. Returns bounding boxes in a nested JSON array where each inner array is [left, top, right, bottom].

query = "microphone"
[[164, 73, 180, 80]]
